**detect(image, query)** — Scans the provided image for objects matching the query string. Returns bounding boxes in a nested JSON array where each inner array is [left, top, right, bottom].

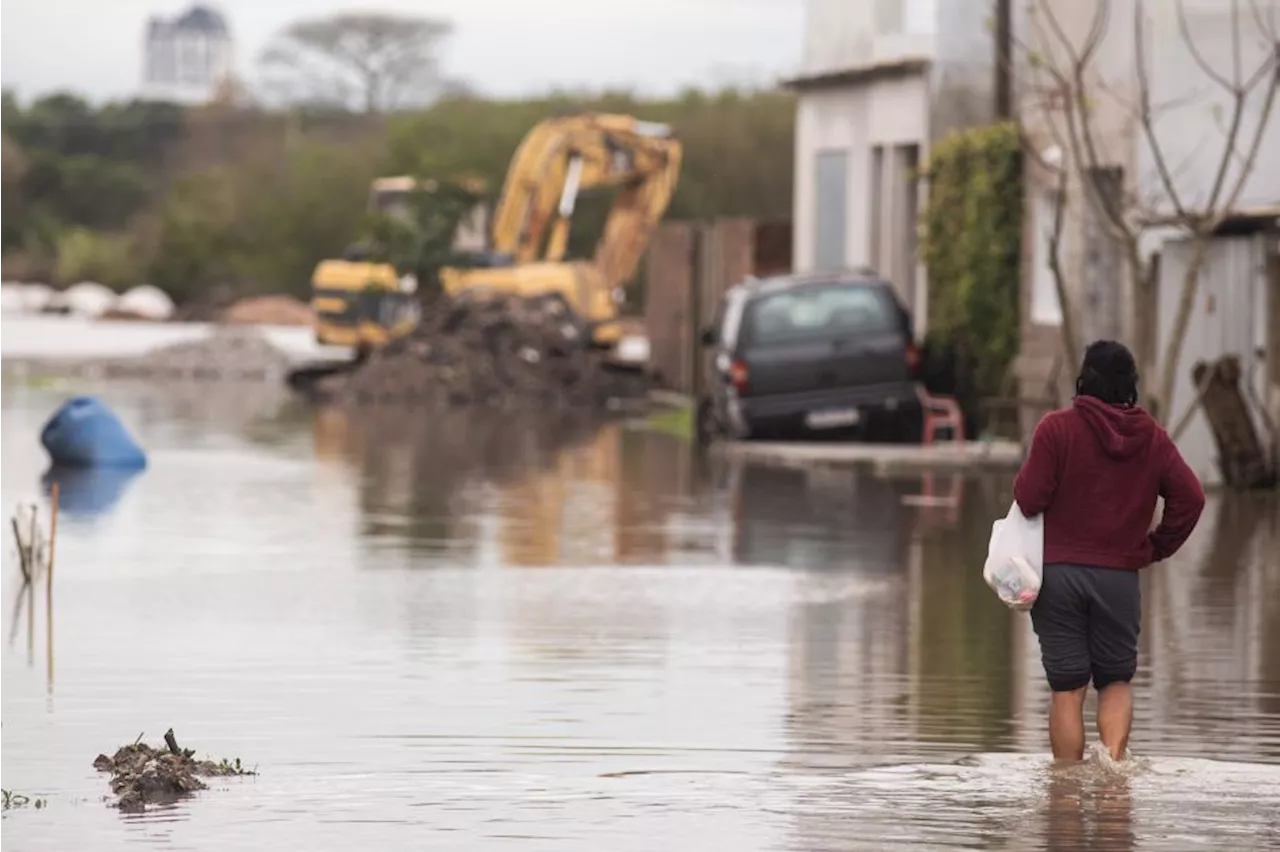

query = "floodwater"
[[2, 378, 1279, 851]]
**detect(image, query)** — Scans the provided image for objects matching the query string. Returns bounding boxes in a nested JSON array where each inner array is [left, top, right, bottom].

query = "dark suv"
[[698, 270, 923, 441]]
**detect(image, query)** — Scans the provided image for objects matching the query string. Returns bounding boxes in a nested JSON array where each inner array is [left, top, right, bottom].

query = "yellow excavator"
[[309, 175, 490, 349], [307, 113, 682, 354]]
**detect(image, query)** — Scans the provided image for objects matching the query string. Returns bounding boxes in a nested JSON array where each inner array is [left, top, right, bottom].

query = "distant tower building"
[[143, 5, 233, 103]]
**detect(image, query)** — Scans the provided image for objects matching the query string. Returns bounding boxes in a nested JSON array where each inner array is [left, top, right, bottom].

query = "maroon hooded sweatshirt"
[[1013, 395, 1205, 570]]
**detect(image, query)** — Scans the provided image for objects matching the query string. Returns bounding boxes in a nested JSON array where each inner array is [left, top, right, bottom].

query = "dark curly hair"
[[1076, 340, 1139, 407]]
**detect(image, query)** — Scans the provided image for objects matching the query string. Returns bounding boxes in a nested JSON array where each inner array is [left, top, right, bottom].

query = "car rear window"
[[740, 282, 900, 348]]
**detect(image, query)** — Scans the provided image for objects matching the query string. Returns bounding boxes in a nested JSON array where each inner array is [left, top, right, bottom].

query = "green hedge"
[[920, 122, 1022, 397]]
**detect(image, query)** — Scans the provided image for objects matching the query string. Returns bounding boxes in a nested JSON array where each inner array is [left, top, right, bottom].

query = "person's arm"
[[1148, 437, 1206, 562], [1013, 414, 1061, 517]]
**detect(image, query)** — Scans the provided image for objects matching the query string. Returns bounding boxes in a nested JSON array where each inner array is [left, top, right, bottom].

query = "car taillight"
[[905, 342, 921, 375], [730, 360, 749, 391]]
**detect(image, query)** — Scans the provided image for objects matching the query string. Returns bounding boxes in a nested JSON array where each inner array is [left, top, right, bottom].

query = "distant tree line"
[[1, 11, 795, 308]]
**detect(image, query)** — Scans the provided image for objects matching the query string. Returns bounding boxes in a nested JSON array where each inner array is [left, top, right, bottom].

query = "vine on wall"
[[920, 121, 1023, 399]]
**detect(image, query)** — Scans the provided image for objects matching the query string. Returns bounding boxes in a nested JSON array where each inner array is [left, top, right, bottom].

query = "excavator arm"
[[489, 113, 682, 291]]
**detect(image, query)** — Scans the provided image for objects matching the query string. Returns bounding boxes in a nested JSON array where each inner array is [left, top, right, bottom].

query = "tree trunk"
[[1155, 237, 1210, 426], [1048, 235, 1080, 371], [1127, 247, 1159, 411]]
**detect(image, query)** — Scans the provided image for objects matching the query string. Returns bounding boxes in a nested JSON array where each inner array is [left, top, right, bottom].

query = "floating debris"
[[94, 729, 254, 813], [2, 789, 48, 810]]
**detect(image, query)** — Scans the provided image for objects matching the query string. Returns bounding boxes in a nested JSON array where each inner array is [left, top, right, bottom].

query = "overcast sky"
[[1, 0, 805, 103]]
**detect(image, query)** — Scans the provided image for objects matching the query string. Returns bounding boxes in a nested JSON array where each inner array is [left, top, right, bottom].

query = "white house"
[[1016, 0, 1279, 486], [785, 0, 1003, 336], [143, 5, 234, 104]]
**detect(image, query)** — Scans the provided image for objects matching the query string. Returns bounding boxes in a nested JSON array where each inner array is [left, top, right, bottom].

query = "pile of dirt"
[[221, 295, 313, 326], [314, 292, 653, 409], [94, 730, 254, 813], [107, 326, 294, 381]]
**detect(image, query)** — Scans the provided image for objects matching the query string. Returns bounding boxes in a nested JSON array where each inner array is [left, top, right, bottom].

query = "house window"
[[869, 145, 884, 270], [1031, 191, 1064, 326], [814, 150, 848, 271]]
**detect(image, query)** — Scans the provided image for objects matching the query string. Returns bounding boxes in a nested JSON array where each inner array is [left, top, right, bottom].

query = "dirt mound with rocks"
[[313, 292, 652, 409], [94, 730, 254, 813], [106, 326, 294, 381], [221, 295, 313, 326]]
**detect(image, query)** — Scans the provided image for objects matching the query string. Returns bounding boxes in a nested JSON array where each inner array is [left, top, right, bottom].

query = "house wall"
[[1137, 0, 1280, 217], [799, 0, 936, 78], [793, 76, 929, 322], [792, 0, 998, 338], [929, 0, 1001, 139], [1156, 234, 1273, 488]]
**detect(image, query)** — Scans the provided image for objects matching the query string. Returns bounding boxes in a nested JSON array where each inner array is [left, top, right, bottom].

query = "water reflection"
[[42, 465, 143, 518], [1043, 767, 1135, 852], [322, 405, 701, 566], [729, 464, 910, 571], [2, 382, 1279, 851]]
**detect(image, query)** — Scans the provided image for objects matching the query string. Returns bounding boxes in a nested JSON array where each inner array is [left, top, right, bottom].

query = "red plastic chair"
[[916, 385, 966, 445]]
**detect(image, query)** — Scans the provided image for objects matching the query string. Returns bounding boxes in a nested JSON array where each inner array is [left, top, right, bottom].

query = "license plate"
[[805, 408, 861, 429]]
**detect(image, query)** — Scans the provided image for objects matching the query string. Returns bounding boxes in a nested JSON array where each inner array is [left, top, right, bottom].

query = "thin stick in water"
[[11, 518, 31, 583], [47, 483, 58, 692]]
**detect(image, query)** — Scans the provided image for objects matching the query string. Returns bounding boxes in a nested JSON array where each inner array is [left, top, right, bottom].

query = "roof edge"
[[781, 57, 931, 92]]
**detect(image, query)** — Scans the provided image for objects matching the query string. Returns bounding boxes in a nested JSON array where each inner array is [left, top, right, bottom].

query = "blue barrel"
[[40, 396, 147, 468]]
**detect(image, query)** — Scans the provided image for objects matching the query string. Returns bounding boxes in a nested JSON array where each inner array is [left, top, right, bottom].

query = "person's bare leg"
[[1049, 687, 1088, 761], [1096, 682, 1133, 760]]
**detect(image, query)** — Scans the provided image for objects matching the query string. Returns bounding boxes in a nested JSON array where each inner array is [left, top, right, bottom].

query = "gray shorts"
[[1030, 563, 1141, 692]]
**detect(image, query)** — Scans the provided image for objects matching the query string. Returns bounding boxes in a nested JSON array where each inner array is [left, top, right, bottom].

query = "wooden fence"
[[643, 218, 792, 396]]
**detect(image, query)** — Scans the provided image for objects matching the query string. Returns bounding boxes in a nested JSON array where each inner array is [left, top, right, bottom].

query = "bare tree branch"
[[1216, 47, 1280, 219], [1135, 1, 1195, 222], [1177, 1, 1236, 90], [1037, 1, 1138, 241]]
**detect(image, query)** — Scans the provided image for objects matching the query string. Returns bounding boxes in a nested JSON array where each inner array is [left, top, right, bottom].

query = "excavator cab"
[[309, 176, 490, 349]]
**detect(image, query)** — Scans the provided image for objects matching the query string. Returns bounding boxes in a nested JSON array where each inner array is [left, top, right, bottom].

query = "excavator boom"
[[488, 113, 682, 291]]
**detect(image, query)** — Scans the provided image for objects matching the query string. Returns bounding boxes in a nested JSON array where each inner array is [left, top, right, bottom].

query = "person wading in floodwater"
[[1013, 340, 1205, 761]]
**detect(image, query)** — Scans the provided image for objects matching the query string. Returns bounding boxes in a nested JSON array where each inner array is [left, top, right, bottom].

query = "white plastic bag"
[[982, 502, 1044, 611]]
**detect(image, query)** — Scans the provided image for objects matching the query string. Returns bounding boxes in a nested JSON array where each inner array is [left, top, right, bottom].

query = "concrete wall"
[[799, 0, 936, 77]]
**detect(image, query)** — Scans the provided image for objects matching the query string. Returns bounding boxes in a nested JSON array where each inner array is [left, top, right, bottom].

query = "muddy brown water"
[[2, 380, 1279, 851]]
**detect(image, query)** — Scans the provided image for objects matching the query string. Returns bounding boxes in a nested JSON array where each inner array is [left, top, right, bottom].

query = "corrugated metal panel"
[[1157, 235, 1269, 486]]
